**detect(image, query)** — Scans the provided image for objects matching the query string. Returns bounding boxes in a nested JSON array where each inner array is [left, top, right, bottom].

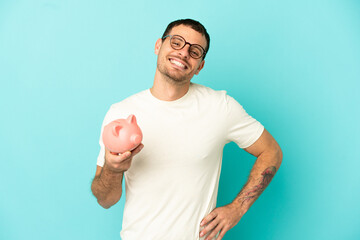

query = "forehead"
[[168, 25, 207, 47]]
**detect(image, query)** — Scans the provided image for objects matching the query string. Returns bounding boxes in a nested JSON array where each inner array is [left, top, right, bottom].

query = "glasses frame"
[[162, 35, 207, 59]]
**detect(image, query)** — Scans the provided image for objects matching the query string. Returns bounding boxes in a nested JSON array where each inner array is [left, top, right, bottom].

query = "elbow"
[[97, 194, 122, 209], [91, 184, 122, 209], [98, 200, 114, 209], [276, 145, 283, 169]]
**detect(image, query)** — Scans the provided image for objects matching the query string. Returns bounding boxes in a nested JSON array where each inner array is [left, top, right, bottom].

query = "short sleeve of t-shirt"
[[97, 138, 106, 167], [224, 95, 264, 148]]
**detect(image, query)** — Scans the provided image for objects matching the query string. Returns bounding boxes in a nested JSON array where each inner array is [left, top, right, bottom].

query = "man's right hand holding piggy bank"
[[104, 144, 144, 173], [103, 114, 144, 173], [91, 114, 144, 209]]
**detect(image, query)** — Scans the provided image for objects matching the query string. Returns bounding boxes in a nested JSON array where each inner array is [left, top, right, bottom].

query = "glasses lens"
[[170, 36, 185, 49], [189, 45, 203, 59]]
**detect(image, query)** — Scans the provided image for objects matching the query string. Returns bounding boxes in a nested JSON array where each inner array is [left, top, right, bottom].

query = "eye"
[[190, 46, 203, 58], [170, 36, 185, 49], [191, 51, 200, 57]]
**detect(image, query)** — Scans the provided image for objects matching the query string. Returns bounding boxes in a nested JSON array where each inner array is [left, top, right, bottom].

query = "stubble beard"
[[157, 58, 192, 86]]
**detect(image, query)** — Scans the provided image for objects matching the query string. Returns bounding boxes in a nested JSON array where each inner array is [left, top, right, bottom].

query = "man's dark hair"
[[162, 19, 210, 59]]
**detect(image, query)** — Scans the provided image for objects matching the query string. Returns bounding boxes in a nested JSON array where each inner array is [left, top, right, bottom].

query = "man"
[[91, 19, 282, 240]]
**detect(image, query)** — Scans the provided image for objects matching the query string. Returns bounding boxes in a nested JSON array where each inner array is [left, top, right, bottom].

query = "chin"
[[158, 63, 193, 84], [166, 75, 189, 85]]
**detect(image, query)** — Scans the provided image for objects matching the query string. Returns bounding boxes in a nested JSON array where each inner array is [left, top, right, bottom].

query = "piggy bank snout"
[[131, 134, 142, 145]]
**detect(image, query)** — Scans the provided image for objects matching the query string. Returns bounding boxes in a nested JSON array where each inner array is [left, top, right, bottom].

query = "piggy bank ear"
[[127, 114, 137, 124], [112, 125, 122, 137]]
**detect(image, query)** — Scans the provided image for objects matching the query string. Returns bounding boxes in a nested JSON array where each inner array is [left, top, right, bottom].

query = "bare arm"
[[91, 144, 144, 209], [232, 129, 282, 216], [200, 129, 282, 240]]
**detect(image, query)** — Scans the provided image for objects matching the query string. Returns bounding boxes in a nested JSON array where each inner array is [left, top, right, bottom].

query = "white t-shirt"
[[97, 83, 264, 240]]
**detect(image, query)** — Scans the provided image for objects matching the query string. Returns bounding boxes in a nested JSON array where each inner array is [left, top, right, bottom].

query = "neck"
[[150, 70, 191, 101]]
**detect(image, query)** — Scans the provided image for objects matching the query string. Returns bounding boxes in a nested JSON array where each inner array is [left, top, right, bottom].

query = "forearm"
[[231, 149, 282, 216], [91, 164, 124, 209]]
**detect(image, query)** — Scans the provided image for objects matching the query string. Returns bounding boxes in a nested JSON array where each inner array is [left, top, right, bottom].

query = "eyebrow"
[[170, 34, 206, 49]]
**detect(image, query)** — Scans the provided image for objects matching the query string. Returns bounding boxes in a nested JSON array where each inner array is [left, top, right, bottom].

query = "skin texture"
[[151, 25, 206, 101], [91, 144, 143, 208], [91, 24, 283, 240], [199, 129, 282, 240]]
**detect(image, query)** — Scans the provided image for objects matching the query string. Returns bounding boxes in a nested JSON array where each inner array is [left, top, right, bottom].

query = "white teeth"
[[170, 59, 185, 68]]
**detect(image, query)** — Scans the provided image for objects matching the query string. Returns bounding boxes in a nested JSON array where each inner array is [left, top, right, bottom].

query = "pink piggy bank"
[[102, 114, 143, 154]]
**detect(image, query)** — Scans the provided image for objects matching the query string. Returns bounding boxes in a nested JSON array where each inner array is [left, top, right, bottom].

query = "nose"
[[177, 43, 191, 59]]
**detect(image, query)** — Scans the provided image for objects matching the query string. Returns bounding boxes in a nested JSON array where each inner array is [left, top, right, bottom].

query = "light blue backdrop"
[[1, 0, 359, 239]]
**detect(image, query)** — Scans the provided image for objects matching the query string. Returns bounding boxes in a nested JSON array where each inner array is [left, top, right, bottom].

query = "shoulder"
[[191, 83, 228, 101], [110, 89, 148, 110], [190, 83, 240, 109], [191, 84, 251, 120], [103, 89, 148, 123]]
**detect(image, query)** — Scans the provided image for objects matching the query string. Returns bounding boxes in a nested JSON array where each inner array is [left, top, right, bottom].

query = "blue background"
[[1, 0, 359, 239]]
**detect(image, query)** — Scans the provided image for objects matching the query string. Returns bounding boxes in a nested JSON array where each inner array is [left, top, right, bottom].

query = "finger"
[[216, 225, 230, 240], [201, 211, 217, 227], [109, 151, 120, 155], [205, 223, 223, 240], [200, 217, 219, 238], [106, 150, 131, 163], [131, 143, 144, 155], [105, 147, 122, 156], [105, 148, 118, 156], [117, 151, 132, 161]]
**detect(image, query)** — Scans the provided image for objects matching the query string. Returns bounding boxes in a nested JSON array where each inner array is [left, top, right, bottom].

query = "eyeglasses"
[[162, 35, 206, 59]]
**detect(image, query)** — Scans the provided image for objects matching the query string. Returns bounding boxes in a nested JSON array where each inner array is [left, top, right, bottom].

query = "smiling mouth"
[[169, 58, 188, 70]]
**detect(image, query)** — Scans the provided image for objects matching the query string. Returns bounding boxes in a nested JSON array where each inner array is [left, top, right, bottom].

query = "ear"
[[195, 60, 205, 75], [154, 38, 162, 55], [112, 125, 122, 137], [127, 114, 137, 124]]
